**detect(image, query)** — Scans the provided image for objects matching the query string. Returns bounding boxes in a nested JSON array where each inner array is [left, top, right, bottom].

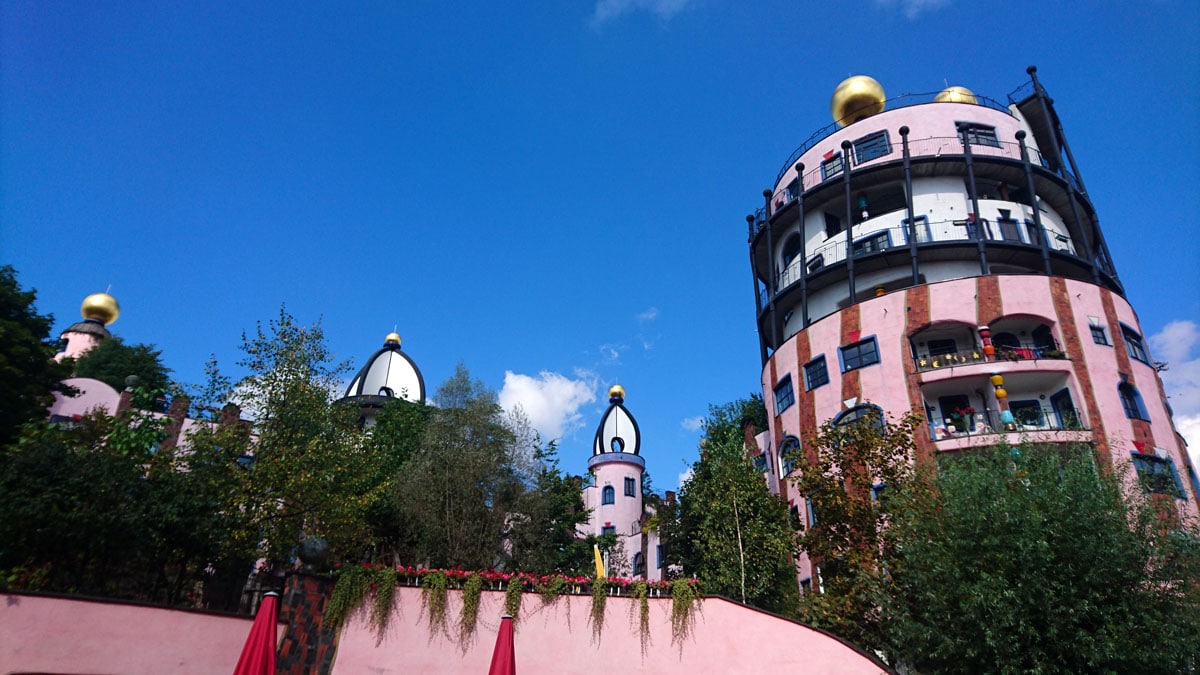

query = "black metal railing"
[[931, 406, 1087, 440], [914, 344, 1068, 373]]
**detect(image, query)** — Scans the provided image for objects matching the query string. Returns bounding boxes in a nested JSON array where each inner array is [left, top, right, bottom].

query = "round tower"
[[339, 332, 425, 426], [747, 68, 1199, 583], [56, 292, 119, 362], [584, 385, 657, 578]]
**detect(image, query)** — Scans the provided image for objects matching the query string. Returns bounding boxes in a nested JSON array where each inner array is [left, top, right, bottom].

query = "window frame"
[[780, 436, 801, 476], [1121, 324, 1150, 364], [601, 524, 616, 536], [774, 376, 796, 415], [852, 130, 891, 164], [959, 123, 1002, 148], [624, 476, 636, 497], [820, 152, 844, 180], [1130, 452, 1185, 499], [1118, 382, 1148, 421], [839, 336, 881, 372], [1090, 324, 1109, 346], [601, 485, 615, 505], [803, 356, 830, 391], [852, 230, 892, 257]]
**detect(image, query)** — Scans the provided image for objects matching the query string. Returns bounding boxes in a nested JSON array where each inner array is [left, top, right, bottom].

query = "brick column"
[[277, 573, 339, 674]]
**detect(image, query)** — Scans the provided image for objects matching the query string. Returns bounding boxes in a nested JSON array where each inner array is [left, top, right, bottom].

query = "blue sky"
[[4, 1, 1199, 488]]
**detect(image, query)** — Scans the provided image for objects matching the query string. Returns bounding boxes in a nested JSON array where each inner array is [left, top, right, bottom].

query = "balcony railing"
[[756, 136, 1051, 225], [914, 345, 1068, 373], [932, 406, 1087, 441]]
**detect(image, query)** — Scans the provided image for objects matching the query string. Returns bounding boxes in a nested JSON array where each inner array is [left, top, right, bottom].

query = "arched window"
[[633, 552, 646, 577], [1118, 383, 1148, 421], [780, 436, 801, 476], [781, 234, 803, 268], [833, 404, 886, 434], [601, 485, 615, 505]]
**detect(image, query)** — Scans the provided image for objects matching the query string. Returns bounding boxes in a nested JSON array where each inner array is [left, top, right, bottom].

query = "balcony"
[[932, 405, 1087, 441], [914, 344, 1067, 374]]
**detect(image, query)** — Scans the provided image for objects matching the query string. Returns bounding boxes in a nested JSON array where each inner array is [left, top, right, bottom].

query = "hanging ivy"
[[589, 581, 607, 643], [458, 573, 484, 647], [632, 581, 651, 657], [369, 568, 400, 632], [325, 565, 371, 628], [421, 570, 450, 636], [504, 575, 524, 622], [670, 578, 701, 649], [538, 575, 570, 604]]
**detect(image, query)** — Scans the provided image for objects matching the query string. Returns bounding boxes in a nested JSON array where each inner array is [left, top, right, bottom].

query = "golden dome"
[[80, 292, 119, 325], [934, 86, 977, 104], [384, 332, 402, 346], [608, 384, 626, 400], [831, 75, 885, 127]]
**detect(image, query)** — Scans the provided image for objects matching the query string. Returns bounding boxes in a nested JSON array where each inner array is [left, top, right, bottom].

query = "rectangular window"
[[1090, 325, 1109, 345], [927, 339, 958, 356], [901, 216, 932, 243], [601, 525, 616, 536], [1025, 220, 1043, 246], [1009, 400, 1045, 427], [753, 452, 768, 473], [852, 230, 891, 257], [789, 504, 801, 528], [624, 476, 636, 497], [1131, 453, 1185, 499], [823, 212, 843, 237], [840, 337, 880, 372], [774, 376, 796, 415], [800, 578, 813, 593], [807, 254, 825, 273], [656, 544, 663, 569], [804, 356, 830, 391], [820, 152, 844, 180], [1122, 326, 1150, 364], [960, 123, 1001, 148], [852, 131, 891, 164]]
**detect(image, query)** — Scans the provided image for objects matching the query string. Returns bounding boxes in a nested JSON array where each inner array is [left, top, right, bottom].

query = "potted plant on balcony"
[[951, 406, 976, 433]]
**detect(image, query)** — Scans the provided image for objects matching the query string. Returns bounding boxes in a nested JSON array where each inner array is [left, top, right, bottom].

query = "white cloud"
[[599, 343, 622, 362], [1149, 320, 1200, 467], [875, 0, 952, 19], [680, 415, 704, 432], [678, 467, 694, 487], [498, 370, 598, 443], [591, 0, 695, 26], [637, 307, 659, 322]]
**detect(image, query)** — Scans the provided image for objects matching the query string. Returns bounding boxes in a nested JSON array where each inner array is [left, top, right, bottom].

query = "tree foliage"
[[882, 444, 1200, 673], [0, 265, 74, 446], [667, 396, 798, 613], [507, 441, 593, 575], [791, 410, 923, 647], [74, 335, 172, 410]]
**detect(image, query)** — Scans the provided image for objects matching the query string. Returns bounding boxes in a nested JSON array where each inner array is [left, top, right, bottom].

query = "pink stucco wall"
[[331, 586, 887, 674], [0, 592, 279, 674], [48, 376, 122, 419]]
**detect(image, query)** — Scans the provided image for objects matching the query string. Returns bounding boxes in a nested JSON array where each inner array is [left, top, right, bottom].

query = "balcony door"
[[1050, 389, 1077, 429]]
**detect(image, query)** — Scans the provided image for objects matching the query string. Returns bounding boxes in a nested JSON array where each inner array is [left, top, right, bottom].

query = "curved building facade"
[[747, 68, 1199, 582]]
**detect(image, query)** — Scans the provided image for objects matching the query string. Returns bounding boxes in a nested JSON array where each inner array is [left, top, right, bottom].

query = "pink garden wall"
[[331, 586, 887, 674]]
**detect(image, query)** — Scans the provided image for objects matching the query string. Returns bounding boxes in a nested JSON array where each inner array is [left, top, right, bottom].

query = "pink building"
[[745, 68, 1200, 585], [581, 385, 664, 581]]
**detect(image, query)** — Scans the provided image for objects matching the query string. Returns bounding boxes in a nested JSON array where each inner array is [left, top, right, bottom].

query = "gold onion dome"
[[608, 384, 626, 400], [831, 75, 885, 127], [80, 292, 119, 325], [384, 332, 401, 346], [935, 85, 978, 104]]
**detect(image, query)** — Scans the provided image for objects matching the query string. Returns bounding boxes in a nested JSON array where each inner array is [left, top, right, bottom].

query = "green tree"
[[74, 335, 172, 410], [791, 410, 922, 648], [392, 364, 524, 569], [507, 441, 592, 574], [882, 444, 1200, 673], [668, 396, 798, 613], [0, 265, 74, 446]]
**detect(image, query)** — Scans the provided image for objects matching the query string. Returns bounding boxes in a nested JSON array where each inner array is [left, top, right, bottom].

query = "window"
[[1009, 400, 1045, 427], [601, 525, 616, 536], [960, 123, 1001, 148], [1025, 220, 1043, 246], [996, 209, 1022, 242], [852, 131, 891, 164], [624, 476, 636, 497], [1118, 383, 1148, 420], [601, 485, 615, 505], [789, 504, 801, 527], [870, 483, 888, 504], [834, 404, 885, 433], [820, 152, 844, 180], [1131, 453, 1185, 499], [774, 376, 796, 415], [780, 436, 801, 475], [781, 234, 803, 268], [823, 212, 842, 237], [807, 254, 825, 273], [840, 337, 880, 372], [752, 452, 768, 473], [902, 216, 932, 243], [1121, 325, 1150, 364], [852, 230, 891, 257], [656, 544, 663, 569], [803, 356, 829, 390], [633, 552, 646, 577], [1090, 324, 1109, 345], [927, 339, 958, 356], [800, 578, 813, 593]]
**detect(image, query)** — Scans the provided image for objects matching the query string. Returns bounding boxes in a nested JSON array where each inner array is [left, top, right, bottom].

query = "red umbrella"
[[487, 614, 516, 675], [233, 591, 279, 675]]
